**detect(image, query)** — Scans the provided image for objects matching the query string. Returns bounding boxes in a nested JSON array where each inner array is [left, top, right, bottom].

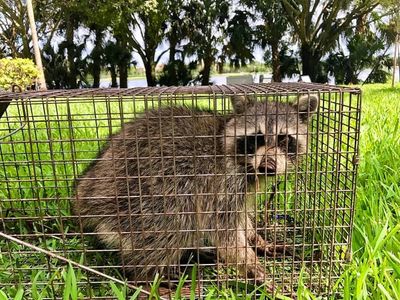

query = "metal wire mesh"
[[0, 83, 361, 299]]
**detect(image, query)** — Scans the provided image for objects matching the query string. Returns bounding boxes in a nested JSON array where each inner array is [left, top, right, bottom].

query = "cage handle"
[[0, 85, 29, 141]]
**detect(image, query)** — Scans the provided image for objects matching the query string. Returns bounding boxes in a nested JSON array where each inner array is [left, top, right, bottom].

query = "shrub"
[[0, 58, 39, 91]]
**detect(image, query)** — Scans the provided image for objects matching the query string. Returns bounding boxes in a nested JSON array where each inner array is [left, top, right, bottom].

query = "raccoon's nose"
[[258, 160, 276, 175], [258, 166, 276, 175]]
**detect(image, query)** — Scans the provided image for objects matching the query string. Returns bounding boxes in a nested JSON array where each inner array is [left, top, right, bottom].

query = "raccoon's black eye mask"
[[236, 132, 298, 155], [277, 134, 297, 154], [236, 131, 265, 154]]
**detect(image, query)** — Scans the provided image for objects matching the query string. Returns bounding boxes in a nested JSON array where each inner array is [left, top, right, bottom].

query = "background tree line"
[[0, 0, 399, 88]]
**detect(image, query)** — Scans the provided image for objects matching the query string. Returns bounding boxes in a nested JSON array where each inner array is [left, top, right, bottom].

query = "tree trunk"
[[66, 17, 77, 89], [201, 57, 212, 86], [110, 64, 118, 87], [300, 45, 321, 82], [117, 38, 128, 88], [91, 29, 103, 88], [144, 59, 156, 86], [271, 41, 281, 82], [142, 43, 157, 86], [169, 38, 177, 62], [26, 0, 47, 90], [119, 63, 128, 88], [392, 32, 398, 88]]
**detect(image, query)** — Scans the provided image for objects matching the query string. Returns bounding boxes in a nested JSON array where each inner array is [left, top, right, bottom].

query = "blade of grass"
[[63, 267, 71, 300], [69, 265, 77, 300], [174, 274, 189, 300], [190, 265, 197, 300], [377, 283, 394, 300], [356, 263, 369, 300], [13, 288, 23, 300], [149, 273, 161, 299], [110, 282, 125, 300], [129, 286, 143, 300], [0, 290, 8, 300], [31, 271, 43, 300], [385, 251, 400, 276]]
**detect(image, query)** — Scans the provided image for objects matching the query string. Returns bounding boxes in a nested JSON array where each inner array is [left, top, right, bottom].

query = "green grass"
[[332, 83, 400, 300], [0, 83, 399, 299]]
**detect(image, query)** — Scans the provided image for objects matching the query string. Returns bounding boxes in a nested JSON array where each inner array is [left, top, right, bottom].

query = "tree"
[[223, 10, 255, 70], [87, 28, 104, 88], [160, 0, 194, 84], [264, 44, 300, 80], [327, 31, 390, 84], [75, 1, 108, 88], [326, 8, 395, 84], [380, 0, 400, 86], [245, 0, 289, 82], [0, 0, 61, 58], [281, 0, 379, 82], [158, 60, 196, 86], [164, 0, 189, 63], [97, 0, 165, 87], [130, 5, 169, 86], [0, 1, 30, 57], [102, 41, 120, 88], [42, 42, 89, 89], [184, 0, 230, 85]]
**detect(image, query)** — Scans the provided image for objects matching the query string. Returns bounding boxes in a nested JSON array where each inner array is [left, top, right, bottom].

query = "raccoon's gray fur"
[[73, 94, 318, 285]]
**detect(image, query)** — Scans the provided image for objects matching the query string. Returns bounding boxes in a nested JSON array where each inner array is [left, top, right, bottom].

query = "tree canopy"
[[0, 0, 396, 87]]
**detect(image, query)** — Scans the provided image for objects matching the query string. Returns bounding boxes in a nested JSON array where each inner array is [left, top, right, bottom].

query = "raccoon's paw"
[[252, 233, 293, 257], [259, 243, 293, 257]]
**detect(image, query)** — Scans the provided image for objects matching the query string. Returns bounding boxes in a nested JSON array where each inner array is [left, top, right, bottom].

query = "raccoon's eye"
[[236, 131, 265, 154], [278, 134, 297, 154]]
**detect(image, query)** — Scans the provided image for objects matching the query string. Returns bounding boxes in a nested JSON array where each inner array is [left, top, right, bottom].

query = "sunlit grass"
[[329, 83, 400, 300], [1, 83, 399, 299]]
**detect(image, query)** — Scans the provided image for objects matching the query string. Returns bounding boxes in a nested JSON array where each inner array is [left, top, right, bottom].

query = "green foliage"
[[248, 0, 289, 81], [264, 44, 300, 79], [158, 60, 196, 86], [327, 31, 391, 84], [184, 0, 230, 85], [0, 58, 39, 91], [282, 0, 380, 82], [222, 10, 255, 69], [42, 43, 90, 89]]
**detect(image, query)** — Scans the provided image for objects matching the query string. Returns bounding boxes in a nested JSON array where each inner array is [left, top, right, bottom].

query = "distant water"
[[99, 70, 381, 88]]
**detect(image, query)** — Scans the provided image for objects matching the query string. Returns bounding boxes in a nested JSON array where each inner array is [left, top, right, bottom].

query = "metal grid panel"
[[0, 83, 361, 299]]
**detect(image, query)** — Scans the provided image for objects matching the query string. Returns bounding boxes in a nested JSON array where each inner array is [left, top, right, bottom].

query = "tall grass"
[[0, 83, 399, 299], [330, 84, 400, 299]]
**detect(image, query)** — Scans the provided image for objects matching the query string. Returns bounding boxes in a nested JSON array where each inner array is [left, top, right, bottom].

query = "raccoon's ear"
[[294, 94, 319, 122], [230, 94, 257, 114]]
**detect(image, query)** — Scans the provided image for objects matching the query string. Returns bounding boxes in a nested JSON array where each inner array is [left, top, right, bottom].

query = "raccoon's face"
[[224, 95, 318, 180]]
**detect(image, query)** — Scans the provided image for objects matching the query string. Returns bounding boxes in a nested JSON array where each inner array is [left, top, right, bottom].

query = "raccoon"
[[73, 93, 318, 287]]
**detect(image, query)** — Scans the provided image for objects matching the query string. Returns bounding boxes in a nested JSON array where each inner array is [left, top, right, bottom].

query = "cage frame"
[[0, 82, 361, 299]]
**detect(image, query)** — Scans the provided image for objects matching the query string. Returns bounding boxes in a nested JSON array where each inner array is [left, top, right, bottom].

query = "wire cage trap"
[[0, 83, 361, 299]]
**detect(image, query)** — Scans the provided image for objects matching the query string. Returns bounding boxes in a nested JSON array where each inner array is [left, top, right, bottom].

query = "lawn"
[[0, 83, 399, 299]]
